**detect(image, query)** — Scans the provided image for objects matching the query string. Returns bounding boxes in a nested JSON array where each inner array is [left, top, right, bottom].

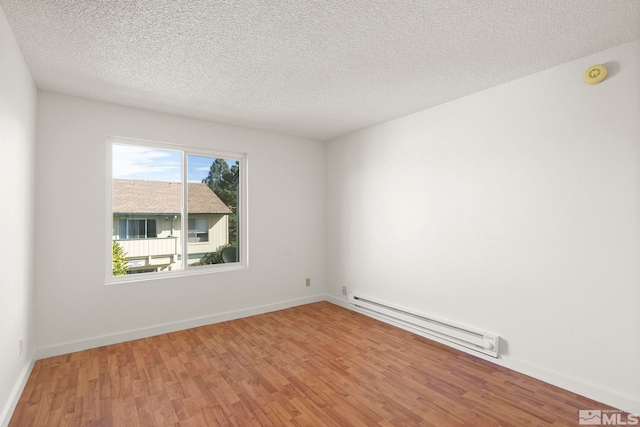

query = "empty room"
[[1, 1, 639, 426]]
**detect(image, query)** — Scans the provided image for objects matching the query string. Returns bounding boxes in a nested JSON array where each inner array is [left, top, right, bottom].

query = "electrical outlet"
[[305, 278, 311, 287], [19, 337, 23, 356], [342, 286, 347, 296]]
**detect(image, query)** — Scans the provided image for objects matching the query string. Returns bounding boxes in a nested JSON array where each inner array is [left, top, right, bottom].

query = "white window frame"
[[106, 136, 248, 284]]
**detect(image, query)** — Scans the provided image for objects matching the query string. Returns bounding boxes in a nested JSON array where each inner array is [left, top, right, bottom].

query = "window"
[[108, 137, 246, 281], [188, 218, 209, 243], [119, 219, 157, 239]]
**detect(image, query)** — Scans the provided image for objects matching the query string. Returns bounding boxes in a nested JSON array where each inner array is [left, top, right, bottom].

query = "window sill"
[[105, 262, 247, 285]]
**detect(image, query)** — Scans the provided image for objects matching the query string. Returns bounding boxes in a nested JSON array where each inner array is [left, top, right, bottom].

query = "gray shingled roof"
[[113, 179, 232, 214]]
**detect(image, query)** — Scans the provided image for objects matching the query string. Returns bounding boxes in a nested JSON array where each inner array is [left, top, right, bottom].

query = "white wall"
[[326, 40, 640, 410], [34, 92, 326, 355], [0, 6, 37, 426]]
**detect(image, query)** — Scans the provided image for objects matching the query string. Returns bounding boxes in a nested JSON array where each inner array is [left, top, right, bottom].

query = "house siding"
[[113, 214, 229, 272]]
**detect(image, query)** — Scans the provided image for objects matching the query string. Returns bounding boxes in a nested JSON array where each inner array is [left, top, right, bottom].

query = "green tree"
[[203, 159, 239, 245], [112, 241, 129, 276], [193, 243, 232, 266]]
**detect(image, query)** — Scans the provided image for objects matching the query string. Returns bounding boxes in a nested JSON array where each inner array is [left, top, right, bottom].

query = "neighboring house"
[[112, 179, 232, 273]]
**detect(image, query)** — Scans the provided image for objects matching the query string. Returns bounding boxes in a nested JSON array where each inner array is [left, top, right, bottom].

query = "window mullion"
[[181, 151, 189, 271]]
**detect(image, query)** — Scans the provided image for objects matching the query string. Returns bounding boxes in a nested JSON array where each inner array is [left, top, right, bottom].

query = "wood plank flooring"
[[10, 302, 616, 426]]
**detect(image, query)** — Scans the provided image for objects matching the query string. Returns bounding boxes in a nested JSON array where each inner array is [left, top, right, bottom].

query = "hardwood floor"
[[10, 302, 614, 426]]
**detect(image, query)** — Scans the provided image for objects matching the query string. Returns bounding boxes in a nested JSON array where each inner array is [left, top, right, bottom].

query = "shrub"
[[194, 244, 233, 266], [112, 241, 129, 276]]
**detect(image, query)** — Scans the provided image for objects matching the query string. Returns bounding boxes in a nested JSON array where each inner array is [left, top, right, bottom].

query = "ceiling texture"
[[1, 0, 639, 140]]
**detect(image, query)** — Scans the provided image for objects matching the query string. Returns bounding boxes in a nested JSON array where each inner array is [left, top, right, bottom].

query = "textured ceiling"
[[1, 1, 639, 140]]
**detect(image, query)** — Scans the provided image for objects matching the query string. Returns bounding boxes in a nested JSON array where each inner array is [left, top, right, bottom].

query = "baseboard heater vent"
[[349, 294, 500, 358]]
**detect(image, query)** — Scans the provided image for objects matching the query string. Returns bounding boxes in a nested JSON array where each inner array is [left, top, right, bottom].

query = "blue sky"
[[112, 145, 232, 183], [188, 155, 215, 183]]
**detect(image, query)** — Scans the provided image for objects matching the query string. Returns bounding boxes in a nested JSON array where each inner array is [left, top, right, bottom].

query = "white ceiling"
[[2, 1, 639, 141]]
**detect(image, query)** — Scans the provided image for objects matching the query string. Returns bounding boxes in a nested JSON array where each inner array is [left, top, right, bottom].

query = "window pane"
[[112, 144, 182, 276], [147, 219, 157, 238], [187, 218, 209, 243], [187, 155, 239, 266], [128, 219, 144, 238], [196, 218, 208, 232], [187, 218, 196, 243], [118, 219, 126, 239]]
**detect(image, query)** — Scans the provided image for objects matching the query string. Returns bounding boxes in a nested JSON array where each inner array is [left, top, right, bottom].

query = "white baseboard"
[[325, 294, 350, 308], [0, 351, 36, 427], [332, 293, 640, 413], [36, 294, 325, 359], [8, 293, 637, 426], [498, 357, 640, 414]]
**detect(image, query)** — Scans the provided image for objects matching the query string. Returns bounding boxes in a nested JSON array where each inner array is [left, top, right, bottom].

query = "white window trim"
[[106, 136, 248, 284]]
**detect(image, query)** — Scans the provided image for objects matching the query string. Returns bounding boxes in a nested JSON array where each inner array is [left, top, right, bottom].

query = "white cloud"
[[113, 145, 181, 182]]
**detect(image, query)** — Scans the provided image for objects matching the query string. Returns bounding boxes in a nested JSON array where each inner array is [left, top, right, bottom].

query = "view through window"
[[110, 140, 242, 278]]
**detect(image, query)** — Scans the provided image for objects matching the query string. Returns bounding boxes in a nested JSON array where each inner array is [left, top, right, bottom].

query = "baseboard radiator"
[[349, 294, 500, 358]]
